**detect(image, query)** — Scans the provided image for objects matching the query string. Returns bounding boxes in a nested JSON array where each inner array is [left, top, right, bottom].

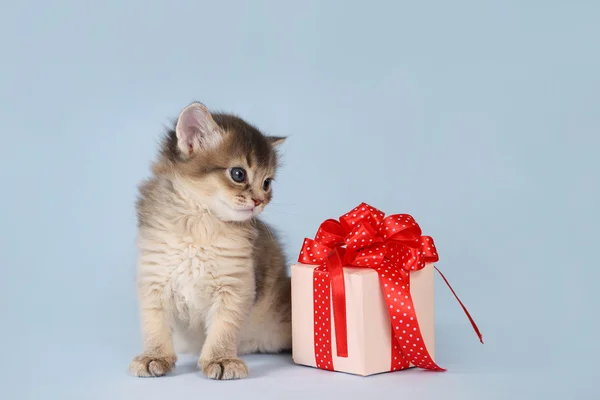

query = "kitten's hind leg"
[[129, 305, 177, 378], [237, 291, 292, 355]]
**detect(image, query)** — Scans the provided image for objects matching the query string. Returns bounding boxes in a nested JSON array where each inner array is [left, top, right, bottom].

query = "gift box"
[[291, 203, 482, 376]]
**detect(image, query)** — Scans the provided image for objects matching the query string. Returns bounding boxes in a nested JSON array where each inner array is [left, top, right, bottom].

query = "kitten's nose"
[[252, 198, 263, 207]]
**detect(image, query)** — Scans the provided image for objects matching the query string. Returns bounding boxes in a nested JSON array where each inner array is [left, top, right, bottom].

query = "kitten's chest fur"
[[138, 210, 256, 325]]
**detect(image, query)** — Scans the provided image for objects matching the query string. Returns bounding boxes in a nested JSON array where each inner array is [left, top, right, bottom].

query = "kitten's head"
[[159, 102, 285, 222]]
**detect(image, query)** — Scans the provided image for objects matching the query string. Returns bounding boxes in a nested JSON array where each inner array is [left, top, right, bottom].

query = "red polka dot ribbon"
[[298, 203, 483, 372]]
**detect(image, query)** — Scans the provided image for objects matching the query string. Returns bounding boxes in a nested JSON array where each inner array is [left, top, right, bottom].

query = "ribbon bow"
[[298, 203, 482, 372]]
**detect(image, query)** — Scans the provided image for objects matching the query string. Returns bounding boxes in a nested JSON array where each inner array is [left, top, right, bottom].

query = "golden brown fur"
[[128, 102, 291, 380]]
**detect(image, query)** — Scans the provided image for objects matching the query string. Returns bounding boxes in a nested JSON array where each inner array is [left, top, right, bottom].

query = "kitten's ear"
[[267, 136, 286, 148], [175, 102, 221, 157]]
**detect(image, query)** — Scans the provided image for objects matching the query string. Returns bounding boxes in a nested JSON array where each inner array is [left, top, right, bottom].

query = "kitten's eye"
[[230, 167, 246, 183], [263, 179, 272, 191]]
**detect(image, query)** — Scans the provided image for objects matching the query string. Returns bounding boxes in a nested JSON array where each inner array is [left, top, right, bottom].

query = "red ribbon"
[[298, 203, 483, 372]]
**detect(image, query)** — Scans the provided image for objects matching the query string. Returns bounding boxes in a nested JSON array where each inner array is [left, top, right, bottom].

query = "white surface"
[[2, 321, 596, 400]]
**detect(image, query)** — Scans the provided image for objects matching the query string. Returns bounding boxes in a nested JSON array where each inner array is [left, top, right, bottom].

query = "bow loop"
[[344, 220, 383, 251], [298, 238, 332, 265], [379, 214, 423, 242], [339, 202, 385, 232], [419, 236, 440, 263], [315, 219, 346, 247]]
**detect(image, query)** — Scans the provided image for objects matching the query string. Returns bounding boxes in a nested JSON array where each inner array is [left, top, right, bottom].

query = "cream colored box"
[[291, 262, 436, 376]]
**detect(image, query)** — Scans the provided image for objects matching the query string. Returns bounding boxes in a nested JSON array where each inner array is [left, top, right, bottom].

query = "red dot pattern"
[[378, 214, 421, 240], [312, 267, 334, 371], [298, 239, 331, 265], [390, 322, 410, 371], [315, 219, 345, 247], [376, 262, 445, 372]]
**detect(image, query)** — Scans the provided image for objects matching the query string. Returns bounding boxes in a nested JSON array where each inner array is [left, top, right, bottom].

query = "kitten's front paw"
[[199, 357, 249, 380], [129, 354, 177, 377]]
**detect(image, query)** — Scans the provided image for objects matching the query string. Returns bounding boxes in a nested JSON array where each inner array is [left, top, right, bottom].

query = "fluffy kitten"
[[128, 102, 292, 380]]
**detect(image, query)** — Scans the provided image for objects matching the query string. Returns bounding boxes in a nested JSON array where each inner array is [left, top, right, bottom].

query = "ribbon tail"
[[326, 247, 349, 357], [377, 266, 445, 371], [312, 267, 334, 370], [434, 266, 484, 344]]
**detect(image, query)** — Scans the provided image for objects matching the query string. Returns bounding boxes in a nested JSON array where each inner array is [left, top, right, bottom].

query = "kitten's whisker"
[[265, 207, 302, 217], [268, 202, 298, 207]]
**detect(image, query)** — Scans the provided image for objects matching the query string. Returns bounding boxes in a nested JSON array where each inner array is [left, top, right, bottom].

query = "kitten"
[[128, 102, 292, 380]]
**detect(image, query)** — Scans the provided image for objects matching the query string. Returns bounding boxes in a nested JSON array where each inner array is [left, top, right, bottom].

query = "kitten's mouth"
[[231, 204, 256, 212], [217, 199, 261, 221]]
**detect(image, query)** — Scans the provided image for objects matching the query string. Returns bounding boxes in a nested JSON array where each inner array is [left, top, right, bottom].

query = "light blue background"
[[1, 1, 598, 399]]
